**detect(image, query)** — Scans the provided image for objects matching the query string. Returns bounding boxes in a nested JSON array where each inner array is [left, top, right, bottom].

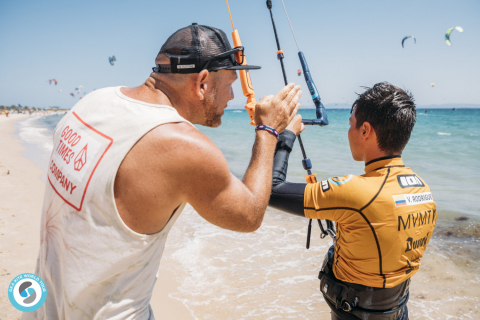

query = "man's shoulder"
[[140, 123, 226, 172], [84, 87, 118, 99], [148, 122, 216, 151], [123, 122, 231, 199]]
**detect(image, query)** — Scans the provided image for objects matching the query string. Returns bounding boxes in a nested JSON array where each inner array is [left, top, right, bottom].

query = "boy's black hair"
[[351, 82, 417, 154]]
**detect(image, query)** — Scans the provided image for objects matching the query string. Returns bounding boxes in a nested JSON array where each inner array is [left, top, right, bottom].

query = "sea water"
[[199, 108, 480, 217], [15, 108, 480, 319]]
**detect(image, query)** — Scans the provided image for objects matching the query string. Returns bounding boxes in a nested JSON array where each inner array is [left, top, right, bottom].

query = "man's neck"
[[120, 79, 197, 123], [120, 79, 172, 106]]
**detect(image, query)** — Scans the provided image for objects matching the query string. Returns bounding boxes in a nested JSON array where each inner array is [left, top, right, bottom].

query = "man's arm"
[[163, 84, 302, 232], [175, 127, 278, 232]]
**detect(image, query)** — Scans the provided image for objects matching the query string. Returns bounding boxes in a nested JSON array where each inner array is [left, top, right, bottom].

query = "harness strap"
[[319, 246, 409, 319], [306, 219, 312, 249]]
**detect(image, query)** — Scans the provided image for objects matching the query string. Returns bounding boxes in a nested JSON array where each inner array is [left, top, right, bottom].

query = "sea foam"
[[18, 117, 54, 151]]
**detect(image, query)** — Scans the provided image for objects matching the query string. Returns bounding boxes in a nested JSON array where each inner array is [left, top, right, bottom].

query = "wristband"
[[255, 124, 279, 140]]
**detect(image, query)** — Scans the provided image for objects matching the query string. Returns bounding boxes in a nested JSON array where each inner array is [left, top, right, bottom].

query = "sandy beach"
[[1, 113, 479, 319], [1, 114, 44, 320]]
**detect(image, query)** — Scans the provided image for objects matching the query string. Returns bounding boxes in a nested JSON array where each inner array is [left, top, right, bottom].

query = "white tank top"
[[23, 87, 193, 320]]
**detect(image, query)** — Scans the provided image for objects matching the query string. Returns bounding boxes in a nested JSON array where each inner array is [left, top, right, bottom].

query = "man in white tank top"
[[24, 24, 303, 319]]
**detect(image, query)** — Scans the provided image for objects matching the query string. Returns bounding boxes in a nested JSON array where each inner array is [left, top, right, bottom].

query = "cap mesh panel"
[[159, 25, 235, 71]]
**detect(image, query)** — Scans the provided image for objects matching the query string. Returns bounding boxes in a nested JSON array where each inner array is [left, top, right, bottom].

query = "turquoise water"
[[198, 108, 480, 217], [17, 108, 480, 217]]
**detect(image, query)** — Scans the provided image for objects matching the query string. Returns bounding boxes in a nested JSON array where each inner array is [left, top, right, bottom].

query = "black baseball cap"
[[152, 23, 261, 74]]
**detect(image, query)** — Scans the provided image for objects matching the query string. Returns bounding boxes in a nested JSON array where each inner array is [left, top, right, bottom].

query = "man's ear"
[[194, 70, 210, 101], [362, 122, 374, 140]]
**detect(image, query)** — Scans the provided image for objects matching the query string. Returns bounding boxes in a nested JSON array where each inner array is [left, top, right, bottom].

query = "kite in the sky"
[[297, 69, 302, 76], [47, 79, 58, 85], [445, 26, 463, 46], [70, 93, 75, 97], [401, 36, 416, 48], [431, 83, 435, 87], [74, 85, 84, 94], [109, 55, 116, 66]]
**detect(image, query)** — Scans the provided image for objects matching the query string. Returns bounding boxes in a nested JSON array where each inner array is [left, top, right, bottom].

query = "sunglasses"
[[201, 46, 245, 70], [152, 46, 246, 74]]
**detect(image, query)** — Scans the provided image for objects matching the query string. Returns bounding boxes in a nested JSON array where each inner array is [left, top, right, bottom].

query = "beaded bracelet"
[[255, 124, 279, 140]]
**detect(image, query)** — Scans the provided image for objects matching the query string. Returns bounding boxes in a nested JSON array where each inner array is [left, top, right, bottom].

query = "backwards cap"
[[153, 23, 260, 74]]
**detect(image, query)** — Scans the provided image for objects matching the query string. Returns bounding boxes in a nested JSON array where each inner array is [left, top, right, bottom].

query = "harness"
[[319, 246, 410, 320]]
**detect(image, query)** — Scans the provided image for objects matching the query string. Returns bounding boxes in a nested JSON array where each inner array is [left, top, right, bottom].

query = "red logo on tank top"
[[48, 112, 113, 211], [74, 144, 88, 171]]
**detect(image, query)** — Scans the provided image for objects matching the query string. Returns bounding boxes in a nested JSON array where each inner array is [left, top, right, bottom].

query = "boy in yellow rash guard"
[[304, 156, 436, 288], [269, 82, 436, 320]]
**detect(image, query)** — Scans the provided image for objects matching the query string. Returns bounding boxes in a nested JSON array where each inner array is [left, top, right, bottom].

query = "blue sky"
[[0, 0, 478, 109]]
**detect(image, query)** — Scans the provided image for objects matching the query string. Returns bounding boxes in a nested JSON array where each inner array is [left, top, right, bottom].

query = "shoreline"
[[0, 114, 194, 319]]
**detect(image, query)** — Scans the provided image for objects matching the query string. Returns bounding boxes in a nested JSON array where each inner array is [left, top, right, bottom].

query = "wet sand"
[[158, 206, 480, 319]]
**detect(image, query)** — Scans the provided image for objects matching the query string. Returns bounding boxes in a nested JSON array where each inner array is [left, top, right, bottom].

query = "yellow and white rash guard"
[[304, 156, 437, 288]]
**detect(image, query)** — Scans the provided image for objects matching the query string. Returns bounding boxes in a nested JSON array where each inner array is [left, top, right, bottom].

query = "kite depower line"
[[266, 0, 336, 245]]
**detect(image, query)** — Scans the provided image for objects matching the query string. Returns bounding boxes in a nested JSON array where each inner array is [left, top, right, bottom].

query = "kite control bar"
[[267, 0, 336, 246]]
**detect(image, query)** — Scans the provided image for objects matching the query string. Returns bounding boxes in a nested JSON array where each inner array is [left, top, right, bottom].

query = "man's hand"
[[254, 84, 302, 133], [285, 114, 305, 136]]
